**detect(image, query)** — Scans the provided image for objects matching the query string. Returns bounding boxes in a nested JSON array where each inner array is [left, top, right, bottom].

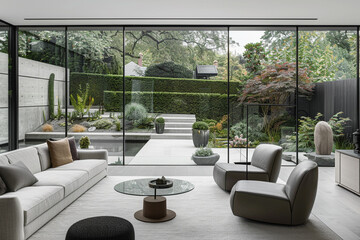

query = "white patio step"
[[152, 128, 192, 134], [164, 122, 194, 128], [150, 133, 192, 139], [161, 117, 196, 123], [159, 114, 196, 118]]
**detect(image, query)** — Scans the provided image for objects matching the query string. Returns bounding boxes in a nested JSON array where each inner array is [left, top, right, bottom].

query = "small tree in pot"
[[192, 147, 220, 165], [155, 117, 165, 134], [192, 121, 209, 147]]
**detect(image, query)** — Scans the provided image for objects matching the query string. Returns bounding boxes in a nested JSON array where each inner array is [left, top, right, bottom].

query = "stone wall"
[[0, 52, 67, 141]]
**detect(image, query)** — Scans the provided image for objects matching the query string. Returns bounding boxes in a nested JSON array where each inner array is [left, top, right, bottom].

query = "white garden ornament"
[[314, 121, 333, 155]]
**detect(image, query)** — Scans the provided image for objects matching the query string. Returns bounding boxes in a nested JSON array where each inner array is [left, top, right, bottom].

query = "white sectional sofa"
[[0, 143, 108, 240]]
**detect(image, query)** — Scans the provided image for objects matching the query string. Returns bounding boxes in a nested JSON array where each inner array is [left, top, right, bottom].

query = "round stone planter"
[[192, 153, 220, 165], [155, 123, 165, 134], [192, 129, 210, 147]]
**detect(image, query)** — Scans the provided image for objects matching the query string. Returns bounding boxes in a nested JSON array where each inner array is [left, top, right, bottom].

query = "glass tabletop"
[[114, 178, 195, 196]]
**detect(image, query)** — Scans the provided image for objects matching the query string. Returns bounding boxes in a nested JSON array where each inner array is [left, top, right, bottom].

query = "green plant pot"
[[191, 153, 220, 165], [155, 123, 165, 134], [192, 129, 210, 147]]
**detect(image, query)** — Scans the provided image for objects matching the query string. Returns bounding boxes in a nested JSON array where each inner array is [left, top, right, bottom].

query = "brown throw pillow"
[[49, 137, 79, 160], [47, 138, 73, 168]]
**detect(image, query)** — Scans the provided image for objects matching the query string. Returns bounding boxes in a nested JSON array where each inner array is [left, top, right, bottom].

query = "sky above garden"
[[230, 31, 264, 55]]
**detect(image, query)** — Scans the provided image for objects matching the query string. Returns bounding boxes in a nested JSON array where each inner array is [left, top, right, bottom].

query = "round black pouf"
[[66, 216, 135, 240]]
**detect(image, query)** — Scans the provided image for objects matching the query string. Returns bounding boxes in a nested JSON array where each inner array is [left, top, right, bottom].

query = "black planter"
[[192, 129, 210, 147], [155, 123, 165, 134]]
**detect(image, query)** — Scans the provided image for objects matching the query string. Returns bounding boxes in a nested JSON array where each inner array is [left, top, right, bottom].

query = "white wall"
[[0, 52, 67, 141]]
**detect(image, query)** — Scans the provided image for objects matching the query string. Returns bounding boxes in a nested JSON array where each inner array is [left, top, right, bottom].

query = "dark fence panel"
[[299, 79, 357, 136]]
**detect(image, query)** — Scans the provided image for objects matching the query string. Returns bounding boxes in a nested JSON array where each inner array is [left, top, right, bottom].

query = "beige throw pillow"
[[47, 138, 73, 168]]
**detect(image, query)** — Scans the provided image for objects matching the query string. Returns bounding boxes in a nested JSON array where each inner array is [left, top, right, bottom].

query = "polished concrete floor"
[[109, 165, 360, 240]]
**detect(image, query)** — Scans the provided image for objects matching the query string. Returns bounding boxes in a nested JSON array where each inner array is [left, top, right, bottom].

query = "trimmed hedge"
[[104, 91, 239, 120], [70, 72, 242, 105]]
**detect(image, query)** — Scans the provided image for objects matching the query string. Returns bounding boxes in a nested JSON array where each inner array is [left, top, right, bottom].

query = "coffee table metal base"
[[134, 196, 176, 223]]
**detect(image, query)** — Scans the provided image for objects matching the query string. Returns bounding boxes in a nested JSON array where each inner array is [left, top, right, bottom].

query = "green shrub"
[[79, 136, 90, 149], [104, 91, 239, 120], [70, 73, 242, 105], [193, 121, 209, 130], [115, 120, 121, 131], [91, 119, 113, 129], [230, 116, 268, 142], [135, 117, 154, 129], [70, 83, 94, 119], [155, 117, 165, 124], [48, 73, 55, 119], [145, 61, 193, 79], [125, 103, 147, 122], [194, 147, 214, 157]]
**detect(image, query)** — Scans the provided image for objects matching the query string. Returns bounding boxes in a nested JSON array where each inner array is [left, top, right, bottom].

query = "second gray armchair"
[[213, 144, 282, 191]]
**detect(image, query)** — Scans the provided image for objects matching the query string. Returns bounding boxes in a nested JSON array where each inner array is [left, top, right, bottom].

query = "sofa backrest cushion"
[[35, 143, 51, 171], [4, 147, 41, 174], [0, 155, 9, 166], [47, 138, 73, 168]]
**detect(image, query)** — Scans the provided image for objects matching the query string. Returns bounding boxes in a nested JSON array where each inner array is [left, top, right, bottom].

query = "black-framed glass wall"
[[229, 27, 297, 165], [7, 24, 359, 165], [123, 27, 228, 165], [67, 27, 124, 164], [17, 27, 66, 147], [0, 22, 10, 153]]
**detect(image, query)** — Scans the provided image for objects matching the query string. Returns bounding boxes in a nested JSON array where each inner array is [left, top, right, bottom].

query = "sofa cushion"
[[4, 147, 41, 174], [0, 177, 6, 195], [35, 143, 51, 171], [0, 155, 9, 166], [47, 138, 73, 168], [230, 180, 291, 225], [49, 137, 79, 160], [34, 170, 88, 197], [1, 186, 64, 225], [49, 160, 107, 179], [0, 161, 38, 192]]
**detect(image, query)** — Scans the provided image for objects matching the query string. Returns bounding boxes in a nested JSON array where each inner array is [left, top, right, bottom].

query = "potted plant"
[[191, 147, 220, 165], [155, 117, 165, 134], [79, 136, 91, 149], [192, 121, 210, 147]]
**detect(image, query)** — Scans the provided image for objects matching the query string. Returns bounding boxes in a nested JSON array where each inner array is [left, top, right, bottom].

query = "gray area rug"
[[29, 176, 341, 240]]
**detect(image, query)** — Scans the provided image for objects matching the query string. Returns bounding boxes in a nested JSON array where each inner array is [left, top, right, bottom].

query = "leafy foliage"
[[70, 83, 94, 119], [192, 121, 209, 130], [194, 147, 214, 157], [125, 103, 148, 123], [79, 136, 91, 149], [282, 112, 351, 152], [230, 116, 268, 142], [145, 61, 193, 79], [155, 117, 165, 124], [48, 73, 55, 119], [91, 119, 113, 129], [243, 43, 266, 75]]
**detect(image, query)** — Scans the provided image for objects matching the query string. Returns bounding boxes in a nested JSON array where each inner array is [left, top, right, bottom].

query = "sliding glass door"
[[0, 22, 9, 152]]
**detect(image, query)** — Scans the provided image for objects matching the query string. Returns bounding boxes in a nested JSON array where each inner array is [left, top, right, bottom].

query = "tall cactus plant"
[[48, 73, 55, 119]]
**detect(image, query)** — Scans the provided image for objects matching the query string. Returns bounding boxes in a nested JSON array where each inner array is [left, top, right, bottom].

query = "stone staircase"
[[151, 114, 195, 139]]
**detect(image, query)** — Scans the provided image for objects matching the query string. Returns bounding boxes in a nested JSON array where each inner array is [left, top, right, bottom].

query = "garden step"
[[164, 122, 193, 128], [159, 114, 196, 118], [161, 117, 196, 123], [150, 133, 192, 139], [153, 128, 192, 134]]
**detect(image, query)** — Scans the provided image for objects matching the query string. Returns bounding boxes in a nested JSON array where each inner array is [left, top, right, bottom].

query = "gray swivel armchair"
[[230, 161, 318, 225], [213, 144, 282, 191]]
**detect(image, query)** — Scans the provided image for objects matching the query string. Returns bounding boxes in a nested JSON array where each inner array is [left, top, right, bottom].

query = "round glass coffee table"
[[114, 178, 194, 223]]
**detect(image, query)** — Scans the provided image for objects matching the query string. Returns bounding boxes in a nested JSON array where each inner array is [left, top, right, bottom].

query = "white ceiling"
[[1, 0, 360, 26]]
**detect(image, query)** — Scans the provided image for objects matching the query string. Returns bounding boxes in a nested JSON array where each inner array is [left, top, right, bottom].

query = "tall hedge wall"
[[70, 72, 243, 105], [104, 91, 239, 120]]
